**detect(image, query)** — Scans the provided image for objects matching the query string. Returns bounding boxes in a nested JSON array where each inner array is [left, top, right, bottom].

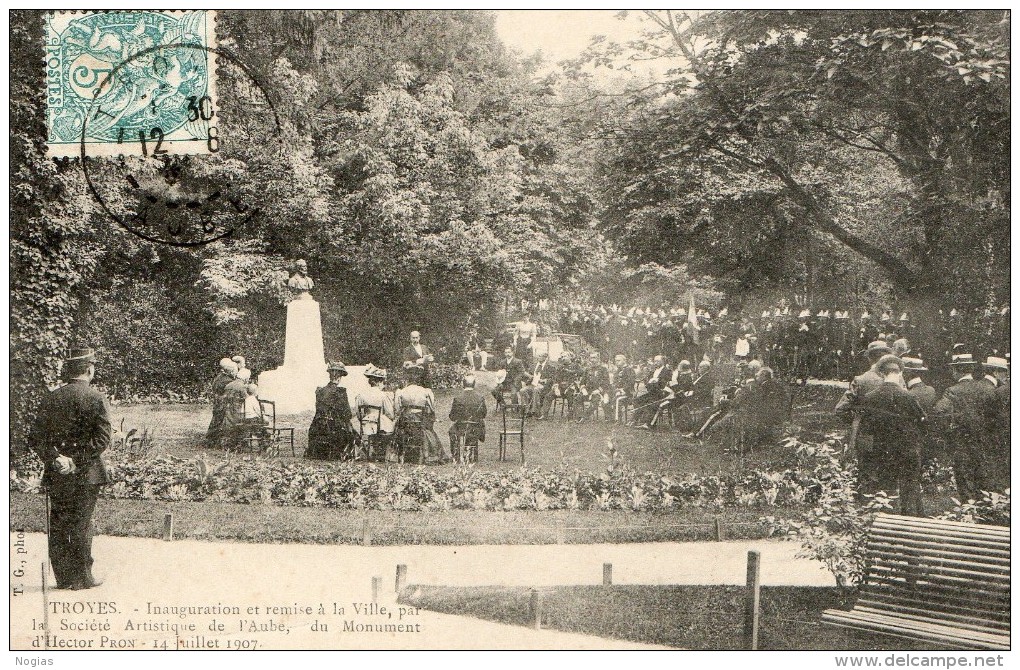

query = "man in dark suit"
[[902, 356, 938, 466], [520, 352, 556, 418], [493, 346, 527, 406], [29, 347, 111, 590], [204, 357, 237, 446], [858, 355, 925, 516], [401, 331, 434, 386], [981, 356, 1010, 493], [307, 362, 354, 460], [902, 357, 936, 415], [835, 340, 892, 496], [612, 354, 638, 423], [449, 375, 488, 462], [934, 352, 1002, 502], [630, 355, 669, 429]]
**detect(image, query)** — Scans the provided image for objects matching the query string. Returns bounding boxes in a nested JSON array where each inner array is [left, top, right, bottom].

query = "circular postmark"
[[79, 43, 282, 246]]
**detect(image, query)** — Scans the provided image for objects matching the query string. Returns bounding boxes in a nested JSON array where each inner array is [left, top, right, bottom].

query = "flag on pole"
[[688, 294, 700, 344]]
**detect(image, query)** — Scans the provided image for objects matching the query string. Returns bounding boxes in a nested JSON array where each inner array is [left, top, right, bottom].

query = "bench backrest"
[[860, 513, 1009, 635]]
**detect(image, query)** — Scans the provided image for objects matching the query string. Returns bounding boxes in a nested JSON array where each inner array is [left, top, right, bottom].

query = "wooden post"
[[395, 564, 407, 593], [41, 562, 49, 649], [162, 512, 174, 541], [744, 550, 761, 650], [714, 517, 724, 542], [362, 516, 373, 546], [371, 576, 381, 604], [603, 563, 612, 586], [529, 589, 543, 630]]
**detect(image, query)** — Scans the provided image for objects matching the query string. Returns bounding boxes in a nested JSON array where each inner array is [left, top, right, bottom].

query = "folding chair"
[[498, 402, 526, 464]]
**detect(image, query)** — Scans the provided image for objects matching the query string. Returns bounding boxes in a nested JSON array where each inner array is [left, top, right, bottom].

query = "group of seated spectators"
[[465, 300, 1009, 386], [304, 360, 487, 465], [486, 341, 789, 451], [205, 355, 267, 450]]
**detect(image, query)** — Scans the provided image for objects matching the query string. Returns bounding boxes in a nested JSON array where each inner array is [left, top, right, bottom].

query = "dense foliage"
[[9, 10, 1010, 450], [572, 10, 1009, 317]]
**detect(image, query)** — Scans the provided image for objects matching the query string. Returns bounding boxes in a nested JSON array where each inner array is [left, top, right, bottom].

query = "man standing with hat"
[[307, 362, 354, 460], [982, 356, 1010, 492], [835, 340, 893, 496], [934, 351, 1002, 501], [902, 357, 936, 415], [28, 347, 111, 590], [857, 355, 926, 515], [856, 354, 930, 518]]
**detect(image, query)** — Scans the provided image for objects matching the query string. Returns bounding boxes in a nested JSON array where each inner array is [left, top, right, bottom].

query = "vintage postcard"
[[9, 8, 1011, 660]]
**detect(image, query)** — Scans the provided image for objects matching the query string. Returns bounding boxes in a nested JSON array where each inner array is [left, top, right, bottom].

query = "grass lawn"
[[10, 491, 777, 545], [12, 381, 958, 546], [111, 380, 848, 477], [399, 584, 932, 650]]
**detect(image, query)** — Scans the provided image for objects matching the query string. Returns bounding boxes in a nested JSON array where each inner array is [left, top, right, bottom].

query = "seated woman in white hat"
[[355, 365, 395, 439]]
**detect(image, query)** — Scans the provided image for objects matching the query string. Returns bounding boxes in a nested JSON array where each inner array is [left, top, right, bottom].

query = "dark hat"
[[862, 340, 892, 356], [902, 357, 928, 372], [327, 361, 348, 375], [65, 347, 97, 363]]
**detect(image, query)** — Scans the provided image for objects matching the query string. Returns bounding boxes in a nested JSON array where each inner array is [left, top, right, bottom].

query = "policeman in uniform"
[[29, 347, 111, 590]]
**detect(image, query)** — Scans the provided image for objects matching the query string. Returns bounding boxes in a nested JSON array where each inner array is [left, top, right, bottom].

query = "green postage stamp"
[[45, 10, 218, 157]]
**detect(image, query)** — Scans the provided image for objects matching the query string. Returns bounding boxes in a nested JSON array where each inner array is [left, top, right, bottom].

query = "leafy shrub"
[[939, 489, 1010, 527], [763, 434, 895, 588]]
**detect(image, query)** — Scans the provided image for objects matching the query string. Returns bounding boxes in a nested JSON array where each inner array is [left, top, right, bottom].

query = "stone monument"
[[257, 260, 329, 414]]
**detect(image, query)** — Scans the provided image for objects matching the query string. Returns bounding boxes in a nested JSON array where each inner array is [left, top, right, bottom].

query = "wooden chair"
[[498, 402, 526, 464], [549, 393, 570, 418], [614, 393, 631, 424], [258, 399, 295, 457], [357, 404, 389, 462], [394, 405, 428, 465], [822, 513, 1009, 650], [451, 420, 481, 464]]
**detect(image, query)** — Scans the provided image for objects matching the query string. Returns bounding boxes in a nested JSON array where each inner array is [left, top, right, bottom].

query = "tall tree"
[[575, 10, 1009, 316]]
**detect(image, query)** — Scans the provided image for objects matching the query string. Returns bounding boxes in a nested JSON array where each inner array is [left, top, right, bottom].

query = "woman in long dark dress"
[[306, 362, 355, 460]]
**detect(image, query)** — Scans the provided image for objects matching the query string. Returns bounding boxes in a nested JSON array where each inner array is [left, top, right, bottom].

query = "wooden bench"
[[822, 513, 1009, 651]]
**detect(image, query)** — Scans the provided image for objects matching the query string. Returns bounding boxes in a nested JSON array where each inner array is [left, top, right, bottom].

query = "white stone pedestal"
[[257, 293, 328, 415]]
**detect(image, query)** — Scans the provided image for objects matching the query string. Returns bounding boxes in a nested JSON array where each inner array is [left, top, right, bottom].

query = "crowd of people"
[[836, 344, 1010, 516], [303, 332, 486, 464], [489, 300, 1011, 384], [197, 309, 1011, 519]]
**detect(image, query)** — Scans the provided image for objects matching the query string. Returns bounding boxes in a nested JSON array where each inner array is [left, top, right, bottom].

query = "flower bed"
[[8, 432, 959, 515], [11, 449, 819, 512]]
